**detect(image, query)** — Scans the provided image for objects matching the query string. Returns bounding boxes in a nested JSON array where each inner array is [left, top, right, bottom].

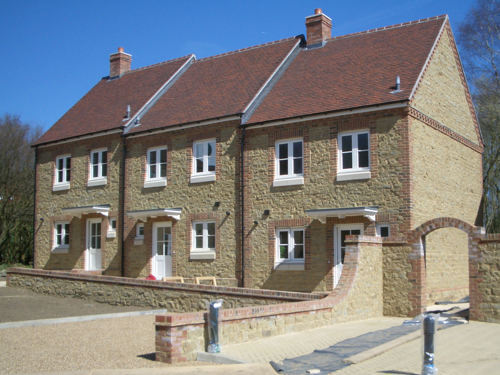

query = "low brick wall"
[[6, 269, 323, 312], [155, 237, 384, 363]]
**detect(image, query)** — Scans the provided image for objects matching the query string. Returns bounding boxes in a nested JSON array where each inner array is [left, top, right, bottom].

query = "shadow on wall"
[[43, 218, 83, 271], [262, 268, 328, 293]]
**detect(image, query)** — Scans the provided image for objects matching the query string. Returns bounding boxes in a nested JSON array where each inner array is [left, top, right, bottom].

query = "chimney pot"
[[305, 9, 332, 46], [109, 47, 132, 78]]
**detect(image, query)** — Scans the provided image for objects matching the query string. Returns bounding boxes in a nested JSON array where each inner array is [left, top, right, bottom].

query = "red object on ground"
[[145, 274, 156, 280]]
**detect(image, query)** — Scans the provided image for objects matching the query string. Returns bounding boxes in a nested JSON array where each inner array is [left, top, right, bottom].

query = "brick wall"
[[155, 236, 384, 363]]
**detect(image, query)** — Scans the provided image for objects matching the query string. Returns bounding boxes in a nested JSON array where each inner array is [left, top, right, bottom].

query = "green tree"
[[458, 0, 500, 233], [0, 114, 42, 264]]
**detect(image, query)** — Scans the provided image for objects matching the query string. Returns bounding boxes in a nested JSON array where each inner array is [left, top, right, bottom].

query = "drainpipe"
[[121, 135, 127, 277], [240, 126, 246, 287], [32, 147, 38, 268]]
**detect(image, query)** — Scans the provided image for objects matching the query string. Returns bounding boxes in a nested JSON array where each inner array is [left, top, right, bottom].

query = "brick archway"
[[407, 217, 484, 316]]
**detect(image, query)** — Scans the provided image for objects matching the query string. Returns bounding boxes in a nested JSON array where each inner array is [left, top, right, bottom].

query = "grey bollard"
[[421, 314, 438, 375], [207, 299, 223, 353]]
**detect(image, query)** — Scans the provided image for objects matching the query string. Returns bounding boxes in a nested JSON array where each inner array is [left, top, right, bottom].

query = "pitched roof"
[[33, 56, 192, 146], [128, 37, 300, 134], [246, 16, 446, 125]]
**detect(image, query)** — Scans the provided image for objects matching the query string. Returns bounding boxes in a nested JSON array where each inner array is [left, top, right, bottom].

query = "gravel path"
[[0, 315, 215, 374]]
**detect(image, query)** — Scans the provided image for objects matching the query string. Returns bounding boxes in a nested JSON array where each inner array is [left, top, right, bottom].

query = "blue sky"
[[0, 0, 477, 131]]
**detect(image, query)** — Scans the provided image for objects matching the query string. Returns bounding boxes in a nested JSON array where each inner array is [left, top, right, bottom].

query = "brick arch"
[[407, 217, 483, 317], [413, 217, 476, 239]]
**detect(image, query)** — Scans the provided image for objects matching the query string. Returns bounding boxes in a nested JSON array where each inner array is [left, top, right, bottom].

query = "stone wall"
[[411, 24, 479, 144], [244, 110, 407, 292], [123, 120, 241, 279], [6, 268, 320, 313], [473, 239, 500, 323], [155, 237, 384, 363], [382, 244, 414, 317], [425, 228, 469, 304], [35, 135, 123, 275]]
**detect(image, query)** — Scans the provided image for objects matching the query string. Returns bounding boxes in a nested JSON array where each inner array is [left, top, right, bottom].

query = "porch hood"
[[126, 207, 182, 222], [305, 206, 379, 224], [62, 204, 111, 218]]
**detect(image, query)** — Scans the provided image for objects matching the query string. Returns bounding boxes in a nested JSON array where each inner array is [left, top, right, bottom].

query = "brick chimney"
[[109, 47, 132, 78], [305, 9, 332, 46]]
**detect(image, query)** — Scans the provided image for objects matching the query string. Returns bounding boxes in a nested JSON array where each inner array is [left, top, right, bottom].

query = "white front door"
[[334, 224, 363, 288], [152, 222, 172, 279], [86, 219, 102, 271]]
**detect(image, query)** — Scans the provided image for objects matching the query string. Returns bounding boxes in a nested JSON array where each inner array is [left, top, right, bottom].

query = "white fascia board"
[[245, 102, 409, 130], [62, 205, 110, 218], [126, 208, 182, 222], [242, 39, 301, 114], [305, 207, 379, 224], [38, 129, 123, 149], [126, 115, 241, 139], [123, 55, 196, 133], [409, 16, 448, 100]]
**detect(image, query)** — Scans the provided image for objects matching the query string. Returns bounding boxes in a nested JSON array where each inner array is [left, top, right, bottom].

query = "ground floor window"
[[275, 228, 305, 270], [53, 221, 70, 252]]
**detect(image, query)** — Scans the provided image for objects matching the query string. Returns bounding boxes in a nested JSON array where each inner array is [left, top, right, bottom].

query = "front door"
[[152, 222, 172, 279], [86, 219, 102, 271], [334, 224, 363, 287]]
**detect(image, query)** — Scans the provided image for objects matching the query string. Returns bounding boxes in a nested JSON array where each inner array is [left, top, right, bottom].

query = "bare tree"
[[458, 0, 500, 233], [0, 114, 42, 264]]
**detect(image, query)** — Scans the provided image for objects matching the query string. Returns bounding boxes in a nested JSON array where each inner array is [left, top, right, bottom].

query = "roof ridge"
[[328, 14, 448, 42], [123, 54, 194, 75], [195, 36, 301, 63]]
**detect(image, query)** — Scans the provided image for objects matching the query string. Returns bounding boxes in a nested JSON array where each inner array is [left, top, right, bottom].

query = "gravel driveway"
[[0, 286, 215, 374]]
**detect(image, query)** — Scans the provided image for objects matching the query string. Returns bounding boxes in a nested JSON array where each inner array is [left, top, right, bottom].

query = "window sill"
[[144, 179, 167, 188], [190, 251, 216, 260], [134, 238, 144, 245], [106, 231, 116, 238], [273, 176, 304, 187], [190, 174, 216, 184], [51, 246, 69, 254], [53, 182, 70, 191], [337, 171, 371, 181], [274, 262, 305, 271], [87, 178, 107, 187]]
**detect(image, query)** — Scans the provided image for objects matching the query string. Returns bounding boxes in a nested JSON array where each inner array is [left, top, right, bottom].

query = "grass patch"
[[0, 263, 33, 272]]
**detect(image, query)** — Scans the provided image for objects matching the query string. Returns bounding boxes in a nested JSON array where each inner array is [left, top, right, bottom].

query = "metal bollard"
[[421, 314, 438, 375], [207, 299, 223, 353]]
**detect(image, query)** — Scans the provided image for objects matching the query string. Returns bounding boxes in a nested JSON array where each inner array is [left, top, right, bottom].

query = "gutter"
[[240, 127, 246, 287], [120, 135, 127, 277], [32, 147, 38, 267]]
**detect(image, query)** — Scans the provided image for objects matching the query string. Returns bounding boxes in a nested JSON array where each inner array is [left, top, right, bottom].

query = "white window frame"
[[376, 223, 391, 237], [274, 227, 305, 270], [134, 223, 144, 245], [107, 218, 117, 238], [52, 221, 70, 253], [144, 147, 167, 188], [273, 139, 304, 187], [53, 155, 71, 191], [191, 221, 216, 259], [337, 130, 371, 181], [190, 139, 216, 183], [88, 148, 108, 187]]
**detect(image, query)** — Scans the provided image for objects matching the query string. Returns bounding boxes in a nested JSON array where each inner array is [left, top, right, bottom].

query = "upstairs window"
[[191, 140, 216, 183], [145, 147, 167, 188], [88, 149, 107, 186], [274, 139, 304, 187], [338, 130, 371, 181], [54, 155, 71, 191]]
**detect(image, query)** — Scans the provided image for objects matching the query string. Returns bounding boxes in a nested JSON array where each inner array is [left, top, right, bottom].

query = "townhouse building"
[[32, 10, 482, 303]]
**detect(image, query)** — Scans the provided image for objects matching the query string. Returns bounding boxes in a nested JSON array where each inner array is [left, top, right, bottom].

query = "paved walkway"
[[3, 311, 500, 374]]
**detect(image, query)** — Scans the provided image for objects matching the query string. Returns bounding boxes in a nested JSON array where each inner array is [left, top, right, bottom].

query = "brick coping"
[[6, 268, 325, 302]]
